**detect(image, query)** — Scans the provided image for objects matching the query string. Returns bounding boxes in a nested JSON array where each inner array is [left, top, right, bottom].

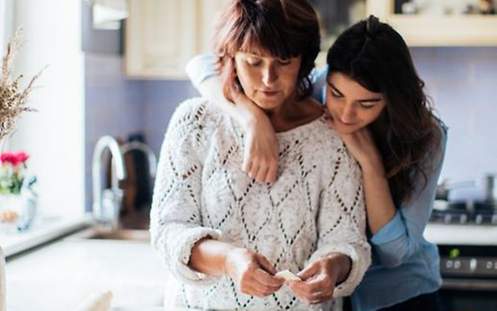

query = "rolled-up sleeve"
[[310, 65, 328, 104], [370, 125, 447, 267], [308, 145, 371, 297], [150, 100, 222, 286]]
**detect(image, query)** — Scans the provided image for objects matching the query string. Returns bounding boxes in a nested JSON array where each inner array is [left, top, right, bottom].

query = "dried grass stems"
[[0, 29, 45, 140]]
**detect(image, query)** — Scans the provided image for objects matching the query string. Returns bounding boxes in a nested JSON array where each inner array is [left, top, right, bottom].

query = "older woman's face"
[[234, 49, 301, 111]]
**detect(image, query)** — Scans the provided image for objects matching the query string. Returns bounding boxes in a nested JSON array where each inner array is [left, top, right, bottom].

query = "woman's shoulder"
[[169, 97, 223, 130]]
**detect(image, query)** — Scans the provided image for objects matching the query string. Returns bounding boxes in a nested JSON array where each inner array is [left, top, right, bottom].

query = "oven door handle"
[[443, 278, 497, 291]]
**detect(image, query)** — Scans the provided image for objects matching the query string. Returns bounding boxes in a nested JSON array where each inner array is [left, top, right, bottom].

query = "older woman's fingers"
[[255, 254, 277, 275], [297, 261, 319, 281], [252, 268, 283, 290], [244, 276, 279, 297], [288, 274, 332, 299]]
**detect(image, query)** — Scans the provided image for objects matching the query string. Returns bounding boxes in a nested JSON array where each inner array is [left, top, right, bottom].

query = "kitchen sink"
[[70, 227, 150, 242]]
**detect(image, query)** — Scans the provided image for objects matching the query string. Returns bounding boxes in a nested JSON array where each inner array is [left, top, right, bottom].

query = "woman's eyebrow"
[[327, 82, 343, 96], [328, 81, 382, 102]]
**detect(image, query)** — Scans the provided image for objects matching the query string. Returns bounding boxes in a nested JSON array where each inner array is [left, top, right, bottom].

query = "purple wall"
[[84, 47, 497, 209], [411, 47, 497, 183]]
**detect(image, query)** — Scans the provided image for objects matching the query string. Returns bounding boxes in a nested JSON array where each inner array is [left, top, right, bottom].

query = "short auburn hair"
[[213, 0, 321, 101]]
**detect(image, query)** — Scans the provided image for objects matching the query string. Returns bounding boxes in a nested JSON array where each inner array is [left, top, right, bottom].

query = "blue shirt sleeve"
[[310, 65, 328, 104], [370, 123, 448, 267]]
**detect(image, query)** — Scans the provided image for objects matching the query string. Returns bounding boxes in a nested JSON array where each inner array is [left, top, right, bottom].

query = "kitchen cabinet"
[[367, 0, 497, 46], [125, 0, 230, 79]]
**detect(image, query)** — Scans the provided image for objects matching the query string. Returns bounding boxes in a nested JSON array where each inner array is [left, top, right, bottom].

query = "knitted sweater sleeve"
[[308, 143, 371, 298], [150, 99, 222, 286]]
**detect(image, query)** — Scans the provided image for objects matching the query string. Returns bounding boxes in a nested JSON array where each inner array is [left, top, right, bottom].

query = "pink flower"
[[0, 151, 29, 166], [16, 152, 29, 164]]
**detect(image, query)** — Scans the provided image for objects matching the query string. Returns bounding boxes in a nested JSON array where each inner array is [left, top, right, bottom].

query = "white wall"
[[0, 0, 15, 55], [8, 0, 85, 218], [0, 1, 4, 52]]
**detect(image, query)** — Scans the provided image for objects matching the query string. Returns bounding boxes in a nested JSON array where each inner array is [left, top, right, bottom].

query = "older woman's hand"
[[288, 253, 351, 304], [224, 248, 284, 297]]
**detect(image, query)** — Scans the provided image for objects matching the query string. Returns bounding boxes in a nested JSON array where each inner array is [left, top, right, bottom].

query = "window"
[[0, 0, 87, 258]]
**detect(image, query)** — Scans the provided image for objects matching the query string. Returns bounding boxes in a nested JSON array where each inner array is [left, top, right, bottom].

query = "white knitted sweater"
[[150, 98, 371, 311]]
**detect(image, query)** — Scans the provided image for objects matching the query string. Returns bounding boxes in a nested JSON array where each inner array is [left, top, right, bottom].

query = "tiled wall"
[[411, 47, 497, 184], [84, 53, 145, 211], [142, 81, 198, 156]]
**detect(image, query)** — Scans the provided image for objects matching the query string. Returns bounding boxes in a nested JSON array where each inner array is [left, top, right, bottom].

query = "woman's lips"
[[260, 90, 279, 97]]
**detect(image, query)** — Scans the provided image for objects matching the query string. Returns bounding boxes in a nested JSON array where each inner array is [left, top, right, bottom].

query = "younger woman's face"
[[326, 72, 386, 134], [234, 48, 301, 111]]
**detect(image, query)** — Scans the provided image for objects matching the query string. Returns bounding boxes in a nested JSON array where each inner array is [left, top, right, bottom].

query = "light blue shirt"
[[185, 54, 448, 311]]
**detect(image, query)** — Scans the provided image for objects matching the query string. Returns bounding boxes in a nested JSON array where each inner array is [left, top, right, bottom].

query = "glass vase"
[[0, 191, 37, 233]]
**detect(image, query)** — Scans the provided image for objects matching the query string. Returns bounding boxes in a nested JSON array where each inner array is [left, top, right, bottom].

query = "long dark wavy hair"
[[327, 16, 442, 204], [213, 0, 321, 101]]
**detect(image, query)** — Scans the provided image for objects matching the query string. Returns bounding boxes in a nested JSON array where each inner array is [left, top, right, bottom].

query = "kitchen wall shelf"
[[367, 0, 497, 46]]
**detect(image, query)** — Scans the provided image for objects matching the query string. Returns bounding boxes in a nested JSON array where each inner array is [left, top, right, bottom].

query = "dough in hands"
[[275, 270, 301, 282], [74, 290, 112, 311]]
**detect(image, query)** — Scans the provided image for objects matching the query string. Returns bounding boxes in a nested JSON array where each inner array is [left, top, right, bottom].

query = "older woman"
[[150, 0, 370, 310]]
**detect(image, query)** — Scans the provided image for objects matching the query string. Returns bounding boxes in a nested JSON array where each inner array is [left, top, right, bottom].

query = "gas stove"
[[430, 201, 497, 225]]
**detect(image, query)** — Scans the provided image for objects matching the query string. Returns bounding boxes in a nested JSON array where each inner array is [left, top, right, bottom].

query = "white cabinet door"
[[125, 0, 230, 79]]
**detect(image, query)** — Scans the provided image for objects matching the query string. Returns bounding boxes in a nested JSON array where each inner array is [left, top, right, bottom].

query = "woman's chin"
[[253, 98, 284, 111], [334, 124, 360, 135]]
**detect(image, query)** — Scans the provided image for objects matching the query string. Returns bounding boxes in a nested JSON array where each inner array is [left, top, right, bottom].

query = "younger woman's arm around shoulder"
[[185, 54, 279, 183], [289, 142, 371, 303]]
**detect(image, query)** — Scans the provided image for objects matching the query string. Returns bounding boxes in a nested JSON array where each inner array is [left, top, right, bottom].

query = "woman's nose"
[[262, 65, 277, 86], [341, 103, 357, 122]]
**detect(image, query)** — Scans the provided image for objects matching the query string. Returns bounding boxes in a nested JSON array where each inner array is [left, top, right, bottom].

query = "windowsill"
[[1, 214, 93, 259]]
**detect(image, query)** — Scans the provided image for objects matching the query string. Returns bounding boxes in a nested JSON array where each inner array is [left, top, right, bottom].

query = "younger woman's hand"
[[224, 248, 284, 297], [237, 95, 279, 183], [325, 111, 382, 170]]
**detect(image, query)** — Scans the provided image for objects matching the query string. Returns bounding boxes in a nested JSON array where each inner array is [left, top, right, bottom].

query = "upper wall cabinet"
[[125, 0, 230, 79], [367, 0, 497, 46]]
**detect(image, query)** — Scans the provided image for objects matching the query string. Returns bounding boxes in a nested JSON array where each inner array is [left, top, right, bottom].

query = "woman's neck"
[[266, 96, 323, 132]]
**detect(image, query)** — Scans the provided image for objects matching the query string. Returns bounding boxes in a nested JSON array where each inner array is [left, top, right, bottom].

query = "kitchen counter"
[[425, 223, 497, 245], [5, 222, 495, 310], [5, 233, 168, 311]]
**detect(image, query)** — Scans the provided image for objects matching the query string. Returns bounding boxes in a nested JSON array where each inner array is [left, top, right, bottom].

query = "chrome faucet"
[[92, 136, 127, 229], [120, 141, 157, 179]]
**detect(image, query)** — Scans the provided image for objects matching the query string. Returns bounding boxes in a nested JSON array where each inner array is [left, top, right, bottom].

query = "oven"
[[438, 245, 497, 311]]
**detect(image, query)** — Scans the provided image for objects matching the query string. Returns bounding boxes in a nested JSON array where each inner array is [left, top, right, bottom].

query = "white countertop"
[[0, 215, 92, 257], [425, 223, 497, 246], [5, 222, 496, 310], [5, 235, 168, 311]]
